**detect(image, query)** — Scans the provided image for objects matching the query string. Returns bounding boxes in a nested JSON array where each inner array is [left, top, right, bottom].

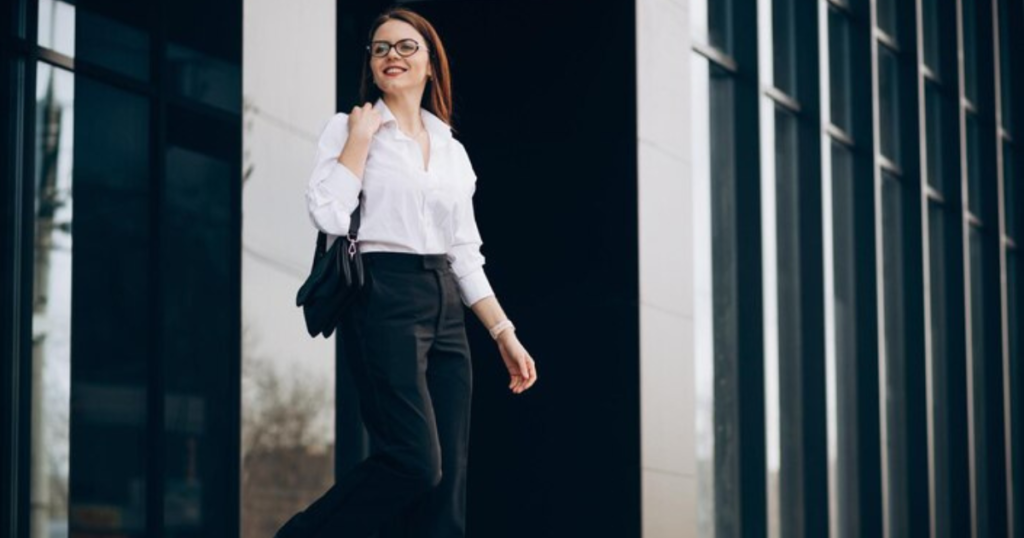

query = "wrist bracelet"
[[488, 319, 515, 340]]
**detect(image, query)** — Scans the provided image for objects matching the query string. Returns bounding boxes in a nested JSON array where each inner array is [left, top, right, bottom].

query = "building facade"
[[2, 0, 1022, 537]]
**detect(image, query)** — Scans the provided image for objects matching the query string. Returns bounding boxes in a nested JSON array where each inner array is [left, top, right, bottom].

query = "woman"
[[275, 7, 537, 538]]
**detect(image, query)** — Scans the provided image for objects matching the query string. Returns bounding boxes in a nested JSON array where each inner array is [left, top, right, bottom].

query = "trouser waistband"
[[363, 251, 451, 272]]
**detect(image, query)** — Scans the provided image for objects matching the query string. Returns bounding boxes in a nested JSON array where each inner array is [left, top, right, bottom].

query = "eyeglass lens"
[[370, 39, 419, 57]]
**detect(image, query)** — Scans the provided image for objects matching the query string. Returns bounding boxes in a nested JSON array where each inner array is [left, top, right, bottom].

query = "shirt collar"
[[374, 96, 452, 146]]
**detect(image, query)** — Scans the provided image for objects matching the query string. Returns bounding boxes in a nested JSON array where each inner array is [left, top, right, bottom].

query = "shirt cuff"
[[313, 161, 361, 213], [456, 266, 494, 308], [306, 161, 362, 235]]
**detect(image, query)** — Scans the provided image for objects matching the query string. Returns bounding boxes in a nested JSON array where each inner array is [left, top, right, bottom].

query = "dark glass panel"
[[829, 7, 851, 132], [922, 0, 940, 75], [1005, 141, 1015, 240], [165, 0, 241, 113], [771, 107, 801, 537], [709, 63, 739, 538], [830, 142, 859, 538], [881, 172, 908, 536], [160, 104, 237, 537], [879, 46, 901, 165], [999, 0, 1013, 133], [967, 112, 981, 218], [69, 74, 152, 538], [76, 0, 150, 81], [773, 0, 796, 97], [925, 81, 943, 192], [878, 0, 898, 40], [964, 0, 978, 104], [709, 0, 733, 54]]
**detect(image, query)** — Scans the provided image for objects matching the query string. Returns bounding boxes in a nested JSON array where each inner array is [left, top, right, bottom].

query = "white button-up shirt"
[[305, 96, 494, 308]]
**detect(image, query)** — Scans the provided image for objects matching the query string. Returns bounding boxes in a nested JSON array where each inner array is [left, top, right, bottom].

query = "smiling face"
[[369, 20, 433, 95]]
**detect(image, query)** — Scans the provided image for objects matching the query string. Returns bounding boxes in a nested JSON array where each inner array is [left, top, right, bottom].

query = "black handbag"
[[296, 192, 366, 338]]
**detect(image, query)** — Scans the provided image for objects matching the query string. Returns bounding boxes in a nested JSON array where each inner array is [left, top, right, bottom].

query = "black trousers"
[[286, 252, 473, 538]]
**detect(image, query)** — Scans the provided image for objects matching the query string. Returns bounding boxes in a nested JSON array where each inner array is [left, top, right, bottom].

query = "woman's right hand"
[[348, 102, 383, 142]]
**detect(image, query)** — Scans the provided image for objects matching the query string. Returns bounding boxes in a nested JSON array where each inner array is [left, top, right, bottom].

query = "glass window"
[[161, 104, 238, 536], [37, 0, 75, 57], [77, 1, 150, 81], [773, 0, 796, 97], [922, 0, 940, 76], [31, 61, 74, 538], [829, 142, 860, 538], [925, 81, 943, 192], [1008, 249, 1021, 533], [165, 0, 242, 114], [928, 203, 954, 534], [768, 107, 801, 538], [69, 74, 152, 538], [829, 8, 851, 133], [1005, 141, 1016, 240], [878, 0, 898, 40], [999, 0, 1013, 133], [709, 63, 739, 538], [879, 45, 901, 165], [882, 172, 909, 536], [964, 0, 978, 104], [709, 0, 733, 54], [967, 112, 981, 218]]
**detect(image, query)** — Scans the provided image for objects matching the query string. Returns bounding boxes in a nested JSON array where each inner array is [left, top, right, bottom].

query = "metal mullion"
[[915, 0, 944, 533], [693, 41, 739, 74], [991, 0, 1016, 533], [925, 185, 946, 204], [954, 0, 984, 531], [827, 123, 855, 147], [8, 2, 37, 538], [766, 86, 801, 114], [849, 0, 885, 532]]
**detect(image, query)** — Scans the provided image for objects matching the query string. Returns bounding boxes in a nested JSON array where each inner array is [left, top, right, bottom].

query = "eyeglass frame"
[[365, 38, 432, 59]]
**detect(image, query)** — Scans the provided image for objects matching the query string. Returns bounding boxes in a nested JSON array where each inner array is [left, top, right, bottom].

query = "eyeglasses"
[[366, 38, 428, 58]]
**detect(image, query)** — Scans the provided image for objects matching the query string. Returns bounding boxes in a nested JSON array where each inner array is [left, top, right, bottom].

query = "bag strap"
[[315, 190, 364, 256]]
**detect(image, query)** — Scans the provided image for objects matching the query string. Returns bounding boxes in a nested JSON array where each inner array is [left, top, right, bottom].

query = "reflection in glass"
[[925, 82, 943, 192], [829, 143, 859, 538], [38, 0, 75, 58], [166, 42, 242, 114], [828, 7, 851, 133], [77, 4, 150, 81], [69, 75, 152, 538], [882, 173, 908, 537], [879, 46, 901, 165], [32, 61, 74, 538], [768, 107, 800, 538], [161, 130, 235, 535]]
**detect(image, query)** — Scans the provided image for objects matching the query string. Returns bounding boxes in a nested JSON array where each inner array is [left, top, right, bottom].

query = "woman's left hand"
[[497, 332, 537, 394]]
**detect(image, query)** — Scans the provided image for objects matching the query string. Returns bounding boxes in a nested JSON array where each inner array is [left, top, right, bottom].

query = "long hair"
[[359, 7, 457, 134]]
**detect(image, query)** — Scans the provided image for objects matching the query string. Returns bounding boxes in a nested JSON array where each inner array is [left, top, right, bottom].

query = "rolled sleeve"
[[305, 113, 362, 236], [447, 182, 495, 307]]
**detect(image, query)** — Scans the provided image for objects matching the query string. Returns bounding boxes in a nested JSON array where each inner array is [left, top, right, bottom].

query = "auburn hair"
[[359, 7, 458, 134]]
